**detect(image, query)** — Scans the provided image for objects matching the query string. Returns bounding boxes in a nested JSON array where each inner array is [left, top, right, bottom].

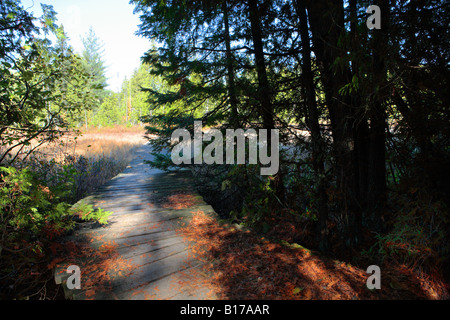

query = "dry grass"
[[71, 131, 145, 161], [3, 125, 150, 203], [61, 126, 147, 201], [40, 126, 147, 162]]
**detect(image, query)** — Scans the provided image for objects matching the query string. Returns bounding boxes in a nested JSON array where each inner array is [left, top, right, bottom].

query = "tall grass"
[[4, 125, 147, 204], [64, 127, 146, 201]]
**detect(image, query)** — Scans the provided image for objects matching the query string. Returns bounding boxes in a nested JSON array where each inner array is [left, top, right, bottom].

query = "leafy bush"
[[71, 203, 111, 225], [0, 166, 73, 245], [0, 165, 111, 299]]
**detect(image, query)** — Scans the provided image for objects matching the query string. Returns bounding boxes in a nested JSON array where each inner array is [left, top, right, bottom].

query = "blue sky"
[[23, 0, 152, 91]]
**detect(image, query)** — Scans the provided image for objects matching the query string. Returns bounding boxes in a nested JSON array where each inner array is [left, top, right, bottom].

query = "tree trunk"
[[248, 0, 282, 207], [306, 0, 360, 247], [349, 0, 368, 240], [367, 0, 389, 232], [248, 0, 274, 131], [223, 1, 239, 128], [295, 0, 329, 251]]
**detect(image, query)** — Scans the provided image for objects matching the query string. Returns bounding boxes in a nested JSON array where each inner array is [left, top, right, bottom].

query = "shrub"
[[0, 166, 111, 299]]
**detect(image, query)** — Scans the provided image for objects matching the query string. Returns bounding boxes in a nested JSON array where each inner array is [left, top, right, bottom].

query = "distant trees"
[[77, 27, 108, 128], [75, 28, 165, 128], [90, 91, 122, 127], [87, 60, 168, 127], [81, 27, 108, 100]]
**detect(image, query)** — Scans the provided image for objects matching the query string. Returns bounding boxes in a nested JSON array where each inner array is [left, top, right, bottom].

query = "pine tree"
[[81, 26, 108, 106]]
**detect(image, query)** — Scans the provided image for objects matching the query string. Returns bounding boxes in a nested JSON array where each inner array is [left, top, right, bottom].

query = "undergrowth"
[[0, 166, 111, 299], [190, 160, 450, 299], [0, 128, 143, 299]]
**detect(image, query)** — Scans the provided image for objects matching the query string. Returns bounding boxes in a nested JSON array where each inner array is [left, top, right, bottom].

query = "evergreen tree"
[[81, 26, 108, 106]]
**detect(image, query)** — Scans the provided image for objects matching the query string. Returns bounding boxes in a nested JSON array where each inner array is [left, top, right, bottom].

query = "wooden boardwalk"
[[54, 143, 218, 300]]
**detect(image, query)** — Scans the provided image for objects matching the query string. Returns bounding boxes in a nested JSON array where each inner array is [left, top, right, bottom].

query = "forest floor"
[[176, 209, 449, 300]]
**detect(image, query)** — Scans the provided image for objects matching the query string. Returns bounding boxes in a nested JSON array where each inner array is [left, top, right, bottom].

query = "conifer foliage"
[[132, 0, 449, 280]]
